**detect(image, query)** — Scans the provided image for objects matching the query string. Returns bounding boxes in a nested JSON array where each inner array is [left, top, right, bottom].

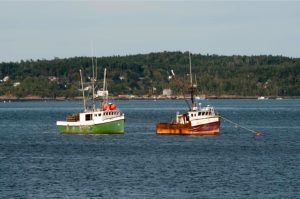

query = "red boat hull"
[[156, 120, 220, 135]]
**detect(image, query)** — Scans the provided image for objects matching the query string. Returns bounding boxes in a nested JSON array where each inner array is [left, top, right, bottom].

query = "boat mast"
[[91, 45, 96, 111], [103, 68, 108, 104], [80, 69, 86, 111], [189, 52, 195, 108]]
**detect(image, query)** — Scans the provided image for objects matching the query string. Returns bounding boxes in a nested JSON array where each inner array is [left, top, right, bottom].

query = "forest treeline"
[[0, 51, 299, 98]]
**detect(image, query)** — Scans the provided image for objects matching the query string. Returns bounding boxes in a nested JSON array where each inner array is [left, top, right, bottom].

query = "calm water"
[[0, 99, 299, 198]]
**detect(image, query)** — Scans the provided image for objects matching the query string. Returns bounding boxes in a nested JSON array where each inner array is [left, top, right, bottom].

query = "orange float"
[[109, 103, 116, 110], [102, 104, 110, 110]]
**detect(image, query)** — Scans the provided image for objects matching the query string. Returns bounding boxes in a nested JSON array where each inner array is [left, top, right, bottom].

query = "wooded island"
[[0, 51, 299, 99]]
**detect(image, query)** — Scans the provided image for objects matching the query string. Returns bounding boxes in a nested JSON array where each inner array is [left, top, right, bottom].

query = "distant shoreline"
[[1, 95, 300, 101]]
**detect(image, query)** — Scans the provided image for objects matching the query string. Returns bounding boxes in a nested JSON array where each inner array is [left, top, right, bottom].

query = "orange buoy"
[[109, 103, 116, 110], [255, 132, 263, 136], [102, 104, 110, 110]]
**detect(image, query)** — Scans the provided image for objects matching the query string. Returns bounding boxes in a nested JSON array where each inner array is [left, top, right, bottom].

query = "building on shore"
[[162, 88, 172, 97]]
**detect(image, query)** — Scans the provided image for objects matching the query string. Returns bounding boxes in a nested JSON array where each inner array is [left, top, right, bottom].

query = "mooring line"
[[220, 116, 263, 136]]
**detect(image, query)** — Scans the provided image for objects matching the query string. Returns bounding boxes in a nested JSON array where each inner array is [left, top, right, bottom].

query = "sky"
[[0, 0, 300, 62]]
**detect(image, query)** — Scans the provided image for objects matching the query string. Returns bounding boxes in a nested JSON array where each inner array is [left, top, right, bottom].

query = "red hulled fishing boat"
[[156, 52, 220, 135]]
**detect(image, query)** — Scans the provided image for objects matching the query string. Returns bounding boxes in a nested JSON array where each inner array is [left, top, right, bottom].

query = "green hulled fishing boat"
[[56, 67, 125, 134]]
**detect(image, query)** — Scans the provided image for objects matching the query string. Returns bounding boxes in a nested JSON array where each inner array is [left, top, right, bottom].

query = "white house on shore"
[[162, 88, 172, 97]]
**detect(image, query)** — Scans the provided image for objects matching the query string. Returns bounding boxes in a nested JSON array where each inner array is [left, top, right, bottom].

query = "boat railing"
[[67, 113, 80, 122]]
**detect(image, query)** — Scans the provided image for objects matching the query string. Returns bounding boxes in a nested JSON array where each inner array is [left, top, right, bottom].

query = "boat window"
[[94, 114, 97, 117], [198, 112, 201, 116], [98, 113, 101, 116], [85, 114, 92, 121]]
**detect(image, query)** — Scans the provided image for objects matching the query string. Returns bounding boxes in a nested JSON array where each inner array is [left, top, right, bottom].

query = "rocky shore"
[[1, 94, 299, 101]]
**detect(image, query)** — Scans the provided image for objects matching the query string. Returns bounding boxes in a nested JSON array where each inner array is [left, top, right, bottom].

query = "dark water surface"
[[0, 99, 299, 198]]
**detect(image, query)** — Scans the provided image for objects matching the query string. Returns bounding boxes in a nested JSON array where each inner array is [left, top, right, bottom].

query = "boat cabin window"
[[94, 114, 97, 117], [85, 114, 92, 121], [98, 113, 101, 116]]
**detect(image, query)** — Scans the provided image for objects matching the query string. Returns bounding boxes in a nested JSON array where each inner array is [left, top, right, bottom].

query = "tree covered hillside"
[[0, 51, 299, 98]]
